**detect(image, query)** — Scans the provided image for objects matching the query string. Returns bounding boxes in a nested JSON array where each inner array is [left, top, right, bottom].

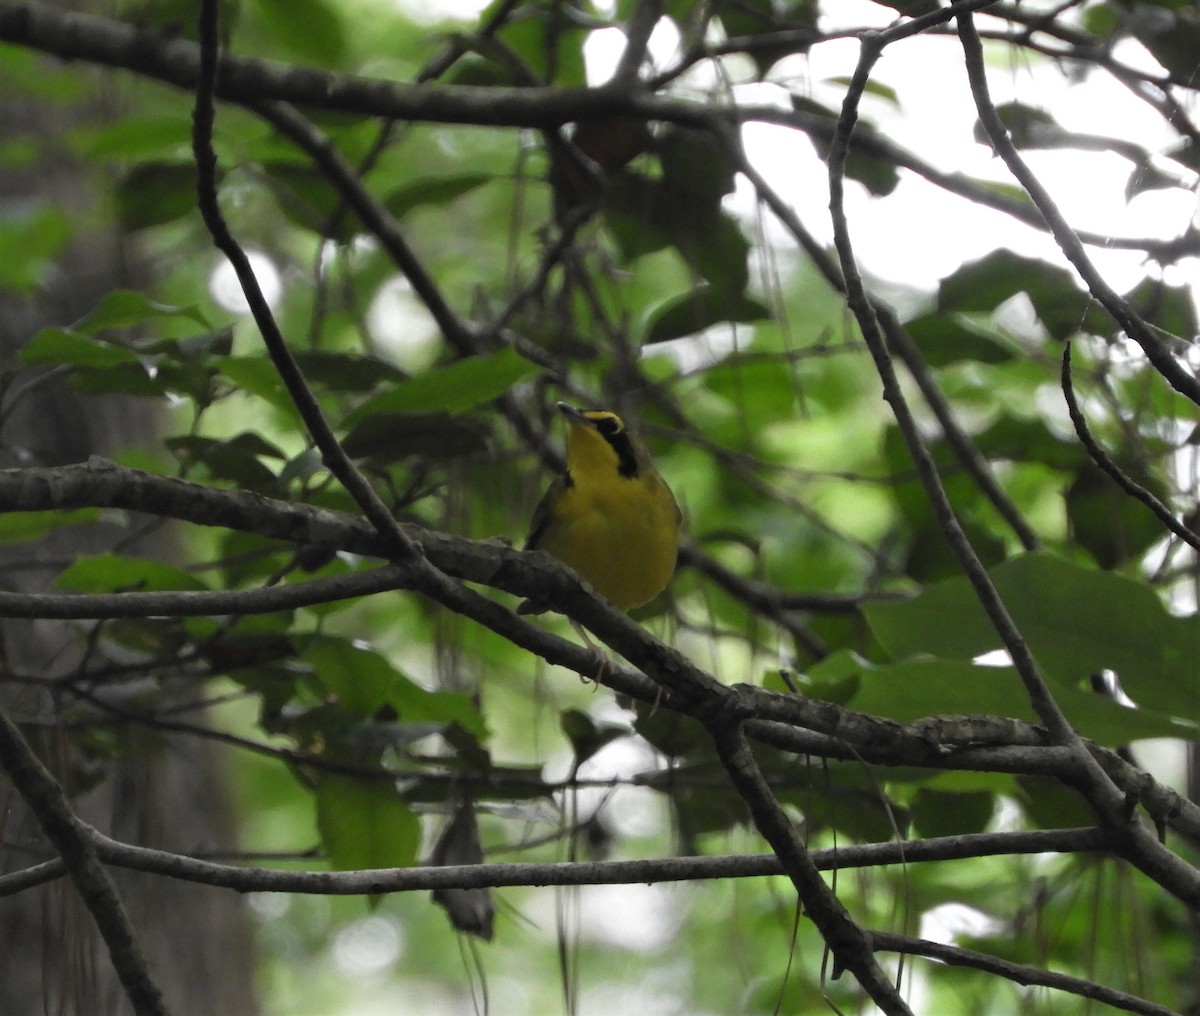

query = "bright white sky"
[[388, 0, 1200, 302]]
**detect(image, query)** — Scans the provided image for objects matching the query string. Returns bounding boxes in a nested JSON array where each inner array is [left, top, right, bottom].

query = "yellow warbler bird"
[[519, 402, 681, 616]]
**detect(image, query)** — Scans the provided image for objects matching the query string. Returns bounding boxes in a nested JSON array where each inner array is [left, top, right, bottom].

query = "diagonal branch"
[[707, 712, 913, 1013], [1061, 342, 1200, 555], [871, 930, 1178, 1016], [0, 706, 169, 1016], [956, 10, 1200, 409]]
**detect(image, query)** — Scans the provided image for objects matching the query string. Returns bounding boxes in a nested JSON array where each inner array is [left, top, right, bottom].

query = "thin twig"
[[956, 10, 1200, 409], [1061, 343, 1200, 554], [873, 930, 1178, 1016]]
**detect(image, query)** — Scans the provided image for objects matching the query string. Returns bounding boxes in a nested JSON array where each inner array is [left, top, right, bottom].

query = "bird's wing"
[[523, 474, 567, 551]]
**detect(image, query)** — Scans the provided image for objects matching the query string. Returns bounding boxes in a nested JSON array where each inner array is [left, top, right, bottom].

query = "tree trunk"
[[0, 13, 260, 1015]]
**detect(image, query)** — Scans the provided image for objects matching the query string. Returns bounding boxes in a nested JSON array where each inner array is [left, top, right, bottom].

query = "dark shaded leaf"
[[165, 433, 285, 493], [385, 173, 494, 220], [1124, 276, 1198, 340], [1066, 460, 1167, 569], [911, 789, 995, 838], [342, 411, 489, 463], [249, 0, 347, 66], [294, 350, 407, 392], [658, 127, 737, 205], [792, 96, 900, 196], [902, 312, 1017, 366], [646, 285, 770, 344], [977, 102, 1068, 149], [937, 249, 1109, 341], [561, 709, 628, 766], [115, 162, 204, 231]]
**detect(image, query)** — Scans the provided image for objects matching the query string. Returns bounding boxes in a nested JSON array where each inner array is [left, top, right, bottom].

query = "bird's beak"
[[555, 402, 588, 424]]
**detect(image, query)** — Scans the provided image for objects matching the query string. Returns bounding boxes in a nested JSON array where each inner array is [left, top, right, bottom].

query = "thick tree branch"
[[8, 826, 1103, 898], [3, 461, 1200, 847]]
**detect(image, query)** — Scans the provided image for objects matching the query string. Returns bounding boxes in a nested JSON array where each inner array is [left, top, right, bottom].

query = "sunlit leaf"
[[315, 775, 420, 872], [0, 509, 100, 543], [864, 553, 1200, 725], [20, 329, 139, 369], [75, 289, 210, 333], [54, 554, 208, 593]]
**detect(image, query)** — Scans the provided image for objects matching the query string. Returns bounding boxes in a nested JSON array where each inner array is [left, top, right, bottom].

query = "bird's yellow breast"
[[536, 470, 679, 612]]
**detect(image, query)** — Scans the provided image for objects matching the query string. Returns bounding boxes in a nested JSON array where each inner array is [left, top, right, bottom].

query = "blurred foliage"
[[4, 0, 1200, 1013]]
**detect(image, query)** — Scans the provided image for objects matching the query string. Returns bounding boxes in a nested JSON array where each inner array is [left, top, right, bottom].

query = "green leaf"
[[306, 636, 487, 739], [0, 205, 71, 292], [115, 162, 203, 231], [384, 173, 494, 220], [658, 128, 737, 205], [249, 0, 347, 66], [911, 789, 995, 838], [1065, 460, 1167, 570], [217, 356, 303, 423], [902, 312, 1017, 367], [260, 162, 358, 240], [561, 709, 628, 765], [54, 554, 208, 593], [863, 553, 1200, 726], [0, 509, 100, 543], [645, 285, 770, 344], [341, 349, 537, 426], [1124, 276, 1198, 340], [20, 329, 139, 369], [165, 434, 284, 493], [974, 415, 1085, 471], [496, 9, 588, 85], [72, 114, 195, 161], [307, 636, 408, 717], [808, 651, 1197, 747], [294, 350, 407, 392], [825, 76, 901, 106], [604, 169, 752, 294], [793, 96, 900, 197], [75, 289, 210, 333], [937, 249, 1109, 341], [341, 411, 489, 463], [315, 776, 420, 872], [978, 102, 1068, 149]]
